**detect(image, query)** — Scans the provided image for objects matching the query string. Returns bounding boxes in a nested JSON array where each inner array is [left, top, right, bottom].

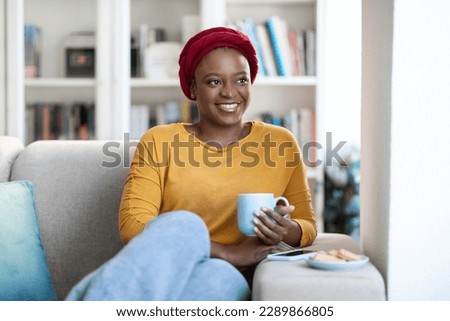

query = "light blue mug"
[[237, 193, 290, 236]]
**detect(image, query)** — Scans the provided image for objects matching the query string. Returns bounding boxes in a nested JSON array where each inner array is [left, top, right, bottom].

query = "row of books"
[[26, 102, 95, 144], [259, 107, 316, 150], [233, 16, 316, 77], [131, 102, 315, 158], [130, 100, 199, 140]]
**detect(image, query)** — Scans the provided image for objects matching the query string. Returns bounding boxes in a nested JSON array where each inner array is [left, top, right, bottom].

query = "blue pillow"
[[0, 181, 56, 300]]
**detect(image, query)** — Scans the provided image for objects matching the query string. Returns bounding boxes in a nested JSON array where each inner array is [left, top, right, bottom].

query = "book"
[[266, 17, 284, 76], [25, 104, 35, 144], [288, 29, 302, 76], [130, 33, 140, 77], [24, 24, 41, 78], [243, 18, 268, 76], [164, 101, 182, 124], [305, 29, 316, 76], [287, 108, 300, 140], [296, 30, 306, 76], [266, 16, 293, 76], [277, 18, 293, 76], [298, 107, 316, 162], [256, 24, 277, 77], [130, 104, 150, 140], [72, 102, 95, 140]]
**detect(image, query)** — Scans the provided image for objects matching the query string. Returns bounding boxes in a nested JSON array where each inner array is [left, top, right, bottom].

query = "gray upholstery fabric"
[[0, 136, 24, 182], [252, 233, 386, 300], [11, 140, 132, 299]]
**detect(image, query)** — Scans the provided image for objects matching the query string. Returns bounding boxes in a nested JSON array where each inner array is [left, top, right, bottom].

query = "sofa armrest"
[[252, 233, 386, 300], [0, 136, 24, 183]]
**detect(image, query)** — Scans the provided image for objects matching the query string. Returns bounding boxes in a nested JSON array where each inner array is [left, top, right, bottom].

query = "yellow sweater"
[[119, 121, 317, 247]]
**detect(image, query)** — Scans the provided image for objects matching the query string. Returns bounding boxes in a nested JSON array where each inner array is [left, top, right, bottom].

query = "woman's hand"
[[211, 237, 276, 269], [253, 205, 302, 247]]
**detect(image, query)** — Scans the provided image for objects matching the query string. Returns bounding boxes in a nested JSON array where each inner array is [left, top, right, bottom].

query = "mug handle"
[[274, 196, 290, 207]]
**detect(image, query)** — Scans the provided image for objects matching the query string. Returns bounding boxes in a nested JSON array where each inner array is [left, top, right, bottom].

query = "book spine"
[[256, 24, 277, 77], [276, 18, 293, 76], [266, 17, 286, 76], [288, 30, 301, 76], [305, 29, 316, 76], [25, 104, 35, 144], [41, 104, 51, 140], [244, 18, 267, 77], [24, 24, 41, 78], [296, 31, 306, 76]]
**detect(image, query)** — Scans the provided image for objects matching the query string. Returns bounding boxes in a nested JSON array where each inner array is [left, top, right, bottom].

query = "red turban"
[[178, 26, 258, 100]]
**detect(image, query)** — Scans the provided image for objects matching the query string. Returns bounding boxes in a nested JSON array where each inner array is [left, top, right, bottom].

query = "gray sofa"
[[0, 136, 386, 300]]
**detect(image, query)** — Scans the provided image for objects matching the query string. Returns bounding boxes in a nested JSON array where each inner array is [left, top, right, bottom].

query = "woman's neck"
[[187, 122, 251, 148]]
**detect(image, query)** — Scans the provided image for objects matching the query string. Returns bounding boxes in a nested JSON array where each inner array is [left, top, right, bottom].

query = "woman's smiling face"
[[191, 47, 252, 128]]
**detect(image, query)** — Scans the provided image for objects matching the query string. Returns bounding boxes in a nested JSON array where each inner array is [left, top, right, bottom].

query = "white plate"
[[306, 255, 369, 271]]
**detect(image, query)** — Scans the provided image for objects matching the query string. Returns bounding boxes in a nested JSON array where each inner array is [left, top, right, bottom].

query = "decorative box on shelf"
[[64, 31, 96, 78]]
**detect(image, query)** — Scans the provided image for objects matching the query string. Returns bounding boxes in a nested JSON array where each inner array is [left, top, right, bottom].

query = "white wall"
[[362, 0, 450, 300], [321, 0, 361, 148]]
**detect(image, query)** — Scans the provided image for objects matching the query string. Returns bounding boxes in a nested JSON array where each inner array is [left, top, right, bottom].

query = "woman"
[[66, 27, 316, 301]]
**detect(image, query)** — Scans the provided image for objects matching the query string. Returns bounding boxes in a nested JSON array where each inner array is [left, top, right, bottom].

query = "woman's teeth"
[[217, 103, 239, 112]]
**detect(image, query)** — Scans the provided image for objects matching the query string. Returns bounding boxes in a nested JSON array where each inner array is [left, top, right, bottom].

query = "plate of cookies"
[[306, 249, 369, 271]]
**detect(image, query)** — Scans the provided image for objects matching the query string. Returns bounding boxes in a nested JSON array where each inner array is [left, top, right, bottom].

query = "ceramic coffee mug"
[[237, 193, 290, 236]]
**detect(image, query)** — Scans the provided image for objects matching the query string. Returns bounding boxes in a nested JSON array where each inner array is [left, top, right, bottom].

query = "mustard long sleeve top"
[[119, 121, 317, 247]]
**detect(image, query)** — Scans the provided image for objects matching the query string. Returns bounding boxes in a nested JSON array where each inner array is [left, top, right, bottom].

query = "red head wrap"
[[178, 26, 258, 100]]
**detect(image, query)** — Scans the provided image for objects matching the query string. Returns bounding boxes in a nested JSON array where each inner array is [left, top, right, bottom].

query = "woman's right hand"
[[211, 237, 277, 268]]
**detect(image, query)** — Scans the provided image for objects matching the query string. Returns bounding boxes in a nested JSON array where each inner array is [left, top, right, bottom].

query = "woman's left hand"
[[253, 205, 301, 246]]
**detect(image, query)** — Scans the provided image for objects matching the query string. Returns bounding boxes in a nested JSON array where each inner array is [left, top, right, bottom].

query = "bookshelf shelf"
[[130, 76, 316, 88], [25, 78, 96, 88], [227, 0, 315, 5], [254, 76, 316, 86], [130, 78, 179, 88]]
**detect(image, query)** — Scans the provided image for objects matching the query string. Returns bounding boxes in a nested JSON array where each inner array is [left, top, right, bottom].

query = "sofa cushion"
[[0, 181, 56, 300], [252, 233, 386, 300]]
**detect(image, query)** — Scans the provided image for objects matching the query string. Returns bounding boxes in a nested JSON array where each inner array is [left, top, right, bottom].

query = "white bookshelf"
[[254, 76, 317, 86], [130, 78, 180, 88], [1, 0, 367, 229], [6, 0, 323, 141], [25, 78, 96, 87]]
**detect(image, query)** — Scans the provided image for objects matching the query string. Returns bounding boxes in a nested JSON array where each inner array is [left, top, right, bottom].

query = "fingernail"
[[254, 211, 262, 217], [261, 207, 268, 212], [253, 218, 261, 225]]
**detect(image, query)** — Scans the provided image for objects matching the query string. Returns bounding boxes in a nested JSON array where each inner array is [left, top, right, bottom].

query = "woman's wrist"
[[283, 220, 302, 247], [210, 241, 228, 261]]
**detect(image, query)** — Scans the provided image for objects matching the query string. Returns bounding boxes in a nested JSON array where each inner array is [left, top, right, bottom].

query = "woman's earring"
[[191, 93, 195, 99]]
